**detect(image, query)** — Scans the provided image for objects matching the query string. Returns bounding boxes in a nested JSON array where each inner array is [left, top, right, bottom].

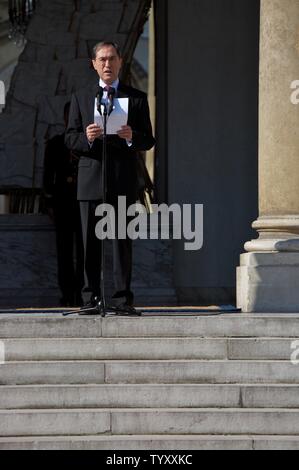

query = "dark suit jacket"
[[65, 81, 155, 203]]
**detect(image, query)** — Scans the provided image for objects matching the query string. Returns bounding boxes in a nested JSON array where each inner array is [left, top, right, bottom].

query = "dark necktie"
[[104, 86, 116, 96]]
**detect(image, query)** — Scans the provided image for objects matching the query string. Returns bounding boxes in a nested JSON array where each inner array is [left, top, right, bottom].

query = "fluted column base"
[[237, 216, 299, 313]]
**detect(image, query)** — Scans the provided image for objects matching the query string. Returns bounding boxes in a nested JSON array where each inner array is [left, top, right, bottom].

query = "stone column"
[[237, 0, 299, 312]]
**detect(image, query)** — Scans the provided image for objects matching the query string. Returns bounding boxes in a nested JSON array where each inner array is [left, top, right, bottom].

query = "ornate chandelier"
[[8, 0, 37, 46]]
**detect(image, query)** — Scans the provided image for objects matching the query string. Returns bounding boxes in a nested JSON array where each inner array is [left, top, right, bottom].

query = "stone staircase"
[[0, 313, 299, 450]]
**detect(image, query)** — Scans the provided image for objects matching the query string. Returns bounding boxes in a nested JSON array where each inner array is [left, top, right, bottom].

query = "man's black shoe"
[[112, 290, 134, 308], [114, 302, 141, 317], [86, 294, 101, 307], [78, 295, 102, 315], [78, 293, 141, 317]]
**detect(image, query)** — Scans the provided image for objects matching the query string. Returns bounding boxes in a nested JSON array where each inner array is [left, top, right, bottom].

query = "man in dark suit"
[[65, 41, 155, 311]]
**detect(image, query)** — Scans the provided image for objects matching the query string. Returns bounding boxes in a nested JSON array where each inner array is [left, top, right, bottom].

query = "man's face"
[[92, 45, 123, 85]]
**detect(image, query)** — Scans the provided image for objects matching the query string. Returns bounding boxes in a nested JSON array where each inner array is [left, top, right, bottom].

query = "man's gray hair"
[[92, 41, 122, 59]]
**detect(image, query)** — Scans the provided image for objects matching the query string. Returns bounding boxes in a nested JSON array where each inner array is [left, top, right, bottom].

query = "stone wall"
[[155, 0, 260, 304], [0, 215, 176, 308], [0, 0, 151, 189]]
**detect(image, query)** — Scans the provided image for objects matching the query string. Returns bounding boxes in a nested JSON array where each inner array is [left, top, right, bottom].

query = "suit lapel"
[[116, 82, 129, 98], [117, 82, 132, 125]]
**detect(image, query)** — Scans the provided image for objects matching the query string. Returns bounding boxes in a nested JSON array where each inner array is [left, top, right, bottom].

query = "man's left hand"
[[117, 125, 133, 141]]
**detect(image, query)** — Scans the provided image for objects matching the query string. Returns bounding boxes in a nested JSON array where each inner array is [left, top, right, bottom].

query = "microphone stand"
[[63, 88, 140, 318]]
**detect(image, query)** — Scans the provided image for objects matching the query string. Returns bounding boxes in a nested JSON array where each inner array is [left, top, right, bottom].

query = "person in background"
[[43, 103, 84, 307]]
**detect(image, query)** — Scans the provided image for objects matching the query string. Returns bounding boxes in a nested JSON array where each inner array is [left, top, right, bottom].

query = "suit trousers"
[[80, 200, 133, 301], [55, 201, 84, 302]]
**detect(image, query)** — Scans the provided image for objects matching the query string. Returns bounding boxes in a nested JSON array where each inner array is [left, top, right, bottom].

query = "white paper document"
[[94, 98, 128, 135]]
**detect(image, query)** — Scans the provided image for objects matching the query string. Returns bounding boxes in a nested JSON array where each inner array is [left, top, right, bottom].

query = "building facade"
[[1, 0, 298, 311]]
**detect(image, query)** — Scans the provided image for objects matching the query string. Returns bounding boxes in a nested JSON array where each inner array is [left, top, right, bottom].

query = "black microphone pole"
[[98, 87, 116, 315], [98, 87, 110, 315]]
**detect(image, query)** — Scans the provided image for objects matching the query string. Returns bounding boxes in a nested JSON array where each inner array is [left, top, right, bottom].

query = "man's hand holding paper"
[[86, 123, 103, 143], [117, 125, 133, 141]]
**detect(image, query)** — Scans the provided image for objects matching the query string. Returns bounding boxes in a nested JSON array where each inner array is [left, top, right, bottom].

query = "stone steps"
[[2, 434, 299, 451], [0, 337, 297, 360], [1, 314, 299, 338], [1, 360, 299, 385], [0, 314, 299, 449], [0, 384, 299, 409], [1, 408, 299, 437], [0, 337, 229, 360]]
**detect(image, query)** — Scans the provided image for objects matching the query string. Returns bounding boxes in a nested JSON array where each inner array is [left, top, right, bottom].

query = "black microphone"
[[96, 86, 104, 115], [107, 87, 116, 116]]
